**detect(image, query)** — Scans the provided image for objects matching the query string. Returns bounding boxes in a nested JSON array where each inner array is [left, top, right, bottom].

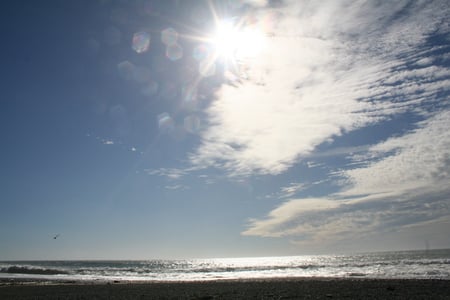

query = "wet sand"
[[1, 278, 449, 299]]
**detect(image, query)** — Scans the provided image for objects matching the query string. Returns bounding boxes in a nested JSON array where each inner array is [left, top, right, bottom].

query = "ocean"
[[1, 249, 449, 282]]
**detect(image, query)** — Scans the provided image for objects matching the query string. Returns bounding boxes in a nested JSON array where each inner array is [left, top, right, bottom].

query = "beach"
[[1, 278, 449, 299]]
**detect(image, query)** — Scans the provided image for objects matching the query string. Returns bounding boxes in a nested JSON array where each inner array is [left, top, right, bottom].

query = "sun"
[[211, 19, 267, 62]]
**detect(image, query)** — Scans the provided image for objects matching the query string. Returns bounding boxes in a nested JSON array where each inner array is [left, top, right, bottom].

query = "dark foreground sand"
[[1, 278, 449, 299]]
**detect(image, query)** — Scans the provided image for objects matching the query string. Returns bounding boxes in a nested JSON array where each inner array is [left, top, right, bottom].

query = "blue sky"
[[1, 0, 449, 260]]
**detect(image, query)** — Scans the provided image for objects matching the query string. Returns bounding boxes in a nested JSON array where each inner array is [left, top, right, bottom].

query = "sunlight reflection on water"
[[167, 251, 449, 281], [1, 250, 449, 282]]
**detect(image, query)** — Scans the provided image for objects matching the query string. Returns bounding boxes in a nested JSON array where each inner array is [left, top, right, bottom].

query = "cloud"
[[243, 111, 450, 244], [145, 168, 187, 180], [243, 198, 339, 237], [190, 37, 374, 176], [305, 145, 372, 160], [340, 111, 450, 197], [279, 183, 306, 198], [236, 0, 450, 246], [243, 190, 450, 245], [189, 0, 450, 177], [164, 184, 189, 191]]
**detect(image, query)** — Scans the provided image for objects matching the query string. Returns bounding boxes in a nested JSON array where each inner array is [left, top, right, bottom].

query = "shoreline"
[[1, 277, 450, 299]]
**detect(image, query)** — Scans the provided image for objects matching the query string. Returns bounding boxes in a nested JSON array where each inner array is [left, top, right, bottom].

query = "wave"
[[0, 266, 69, 275], [1, 249, 449, 280]]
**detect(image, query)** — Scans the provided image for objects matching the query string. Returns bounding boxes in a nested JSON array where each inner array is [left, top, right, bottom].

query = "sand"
[[1, 278, 449, 299]]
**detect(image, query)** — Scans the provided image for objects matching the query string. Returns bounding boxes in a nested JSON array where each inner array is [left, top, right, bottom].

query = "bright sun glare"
[[212, 20, 267, 61]]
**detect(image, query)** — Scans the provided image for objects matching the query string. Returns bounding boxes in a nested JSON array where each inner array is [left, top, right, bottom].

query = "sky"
[[0, 0, 449, 260]]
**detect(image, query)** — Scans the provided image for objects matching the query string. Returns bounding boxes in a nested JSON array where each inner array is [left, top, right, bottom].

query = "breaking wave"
[[0, 266, 69, 275]]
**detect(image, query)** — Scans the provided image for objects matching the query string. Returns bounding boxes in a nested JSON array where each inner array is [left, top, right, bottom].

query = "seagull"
[[53, 234, 60, 240]]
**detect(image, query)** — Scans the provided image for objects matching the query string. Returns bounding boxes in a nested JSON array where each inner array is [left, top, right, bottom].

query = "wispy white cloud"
[[236, 0, 450, 246], [340, 111, 450, 197], [305, 145, 372, 160], [145, 168, 187, 180], [164, 184, 189, 191], [243, 198, 339, 238], [243, 190, 450, 245], [279, 183, 306, 198], [243, 111, 450, 244], [190, 0, 450, 177]]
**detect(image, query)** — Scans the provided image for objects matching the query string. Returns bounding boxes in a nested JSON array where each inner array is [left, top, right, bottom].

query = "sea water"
[[1, 249, 449, 282]]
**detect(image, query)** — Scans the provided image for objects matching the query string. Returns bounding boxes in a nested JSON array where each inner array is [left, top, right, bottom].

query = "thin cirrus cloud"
[[186, 0, 450, 245], [164, 184, 190, 191], [279, 183, 306, 199], [145, 168, 187, 180]]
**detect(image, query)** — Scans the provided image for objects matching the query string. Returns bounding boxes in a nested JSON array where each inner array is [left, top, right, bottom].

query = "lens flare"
[[166, 44, 183, 61], [132, 31, 150, 53], [161, 27, 178, 46]]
